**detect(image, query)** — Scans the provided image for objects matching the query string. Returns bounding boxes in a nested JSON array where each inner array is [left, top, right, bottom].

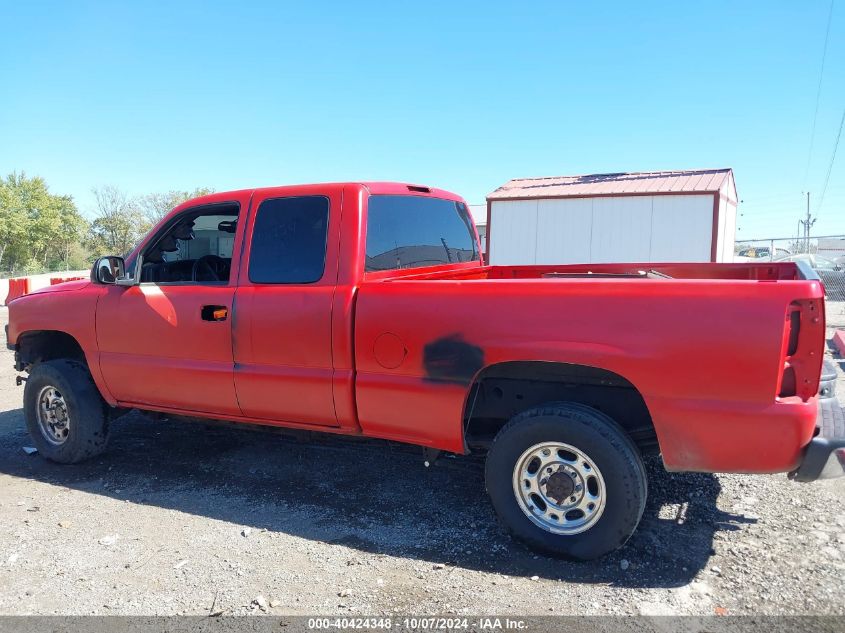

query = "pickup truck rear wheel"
[[485, 402, 646, 560], [23, 360, 110, 464]]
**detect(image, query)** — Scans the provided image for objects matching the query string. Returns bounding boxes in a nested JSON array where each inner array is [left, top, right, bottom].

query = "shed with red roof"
[[485, 168, 738, 265]]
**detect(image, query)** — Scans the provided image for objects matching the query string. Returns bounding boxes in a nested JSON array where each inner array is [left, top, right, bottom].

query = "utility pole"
[[799, 192, 816, 254]]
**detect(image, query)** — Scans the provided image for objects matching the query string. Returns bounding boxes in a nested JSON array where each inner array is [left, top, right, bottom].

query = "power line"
[[739, 187, 845, 205], [817, 105, 845, 213], [741, 194, 845, 211], [803, 0, 835, 188]]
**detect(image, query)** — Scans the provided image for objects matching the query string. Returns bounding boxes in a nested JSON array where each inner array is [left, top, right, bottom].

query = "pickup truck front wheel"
[[23, 360, 110, 464], [485, 402, 647, 560]]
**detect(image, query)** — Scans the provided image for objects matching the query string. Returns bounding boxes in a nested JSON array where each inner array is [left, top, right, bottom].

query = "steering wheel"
[[192, 255, 225, 282]]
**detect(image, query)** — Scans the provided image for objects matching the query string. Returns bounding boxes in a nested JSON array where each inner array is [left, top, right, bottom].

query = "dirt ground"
[[0, 305, 843, 616]]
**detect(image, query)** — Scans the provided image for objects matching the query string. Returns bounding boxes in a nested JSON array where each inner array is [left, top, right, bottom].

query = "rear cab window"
[[365, 195, 479, 273]]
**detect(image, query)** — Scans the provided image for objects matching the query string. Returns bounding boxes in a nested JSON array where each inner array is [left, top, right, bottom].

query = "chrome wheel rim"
[[512, 441, 606, 535], [36, 385, 71, 445]]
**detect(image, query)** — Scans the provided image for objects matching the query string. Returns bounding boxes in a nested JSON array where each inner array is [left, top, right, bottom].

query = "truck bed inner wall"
[[354, 271, 823, 472], [386, 262, 801, 281], [392, 262, 810, 282]]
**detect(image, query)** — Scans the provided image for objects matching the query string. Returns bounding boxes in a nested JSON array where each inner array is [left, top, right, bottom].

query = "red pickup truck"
[[6, 182, 844, 560]]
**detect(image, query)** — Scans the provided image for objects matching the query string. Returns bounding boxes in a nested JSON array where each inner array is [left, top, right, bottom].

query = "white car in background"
[[774, 253, 845, 301], [733, 246, 791, 262]]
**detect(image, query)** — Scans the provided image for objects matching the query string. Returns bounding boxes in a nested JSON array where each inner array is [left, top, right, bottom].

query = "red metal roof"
[[488, 168, 735, 200]]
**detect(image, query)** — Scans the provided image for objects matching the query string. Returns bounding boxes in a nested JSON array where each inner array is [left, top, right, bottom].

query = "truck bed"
[[354, 259, 825, 472]]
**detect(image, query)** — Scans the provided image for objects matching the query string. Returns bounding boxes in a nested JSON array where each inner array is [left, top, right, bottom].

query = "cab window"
[[139, 203, 239, 284], [248, 196, 329, 284]]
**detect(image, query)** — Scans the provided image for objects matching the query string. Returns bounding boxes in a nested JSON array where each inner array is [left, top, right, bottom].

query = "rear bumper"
[[789, 437, 845, 481], [790, 397, 845, 482]]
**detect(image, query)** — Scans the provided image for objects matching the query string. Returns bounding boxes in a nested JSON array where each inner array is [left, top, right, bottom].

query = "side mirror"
[[93, 256, 132, 285], [218, 220, 237, 234]]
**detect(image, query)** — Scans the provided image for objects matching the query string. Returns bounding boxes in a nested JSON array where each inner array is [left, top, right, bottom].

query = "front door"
[[231, 185, 342, 427], [95, 196, 249, 416]]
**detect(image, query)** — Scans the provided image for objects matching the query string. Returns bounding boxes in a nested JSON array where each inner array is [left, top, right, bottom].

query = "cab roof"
[[179, 182, 464, 212]]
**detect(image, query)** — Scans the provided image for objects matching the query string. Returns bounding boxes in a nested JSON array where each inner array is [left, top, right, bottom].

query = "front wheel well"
[[15, 330, 86, 371], [463, 361, 657, 454]]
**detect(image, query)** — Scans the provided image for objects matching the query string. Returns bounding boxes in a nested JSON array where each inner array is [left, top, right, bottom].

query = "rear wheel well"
[[16, 331, 86, 371], [464, 361, 657, 454]]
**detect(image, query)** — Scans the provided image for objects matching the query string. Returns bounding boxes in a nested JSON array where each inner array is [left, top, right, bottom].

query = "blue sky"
[[1, 1, 843, 238]]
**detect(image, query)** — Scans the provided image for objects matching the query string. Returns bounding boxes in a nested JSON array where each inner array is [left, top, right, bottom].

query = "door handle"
[[201, 305, 229, 322]]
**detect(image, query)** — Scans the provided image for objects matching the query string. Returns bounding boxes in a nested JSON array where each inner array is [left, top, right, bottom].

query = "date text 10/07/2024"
[[306, 617, 528, 630]]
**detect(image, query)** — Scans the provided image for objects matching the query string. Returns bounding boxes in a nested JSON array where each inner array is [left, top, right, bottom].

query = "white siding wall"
[[720, 199, 737, 263], [716, 173, 738, 263], [650, 195, 713, 262], [468, 204, 487, 226], [490, 194, 715, 265], [591, 196, 653, 262], [535, 198, 592, 264], [489, 200, 538, 264], [819, 238, 845, 259]]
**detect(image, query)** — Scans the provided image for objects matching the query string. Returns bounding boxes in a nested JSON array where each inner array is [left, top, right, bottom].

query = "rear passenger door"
[[232, 186, 341, 427]]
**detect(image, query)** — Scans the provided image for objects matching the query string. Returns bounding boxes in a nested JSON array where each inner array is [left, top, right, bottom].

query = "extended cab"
[[6, 182, 844, 560]]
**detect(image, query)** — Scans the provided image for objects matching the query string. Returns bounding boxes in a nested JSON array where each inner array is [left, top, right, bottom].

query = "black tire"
[[819, 360, 837, 400], [24, 360, 110, 464], [485, 402, 647, 561], [818, 397, 845, 440]]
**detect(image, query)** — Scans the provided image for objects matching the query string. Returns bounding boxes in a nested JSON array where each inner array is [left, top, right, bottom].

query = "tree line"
[[0, 172, 211, 277]]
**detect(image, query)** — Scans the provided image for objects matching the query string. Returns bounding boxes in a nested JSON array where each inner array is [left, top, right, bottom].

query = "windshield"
[[365, 195, 479, 272]]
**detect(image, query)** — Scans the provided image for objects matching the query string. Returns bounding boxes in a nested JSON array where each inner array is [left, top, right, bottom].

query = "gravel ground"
[[827, 300, 845, 330], [0, 305, 843, 616]]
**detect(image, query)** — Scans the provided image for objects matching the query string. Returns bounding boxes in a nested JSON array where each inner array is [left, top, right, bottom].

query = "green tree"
[[54, 200, 89, 270], [137, 187, 215, 226], [0, 172, 87, 275], [87, 186, 146, 257], [1, 175, 215, 275], [87, 186, 215, 257], [0, 176, 28, 270]]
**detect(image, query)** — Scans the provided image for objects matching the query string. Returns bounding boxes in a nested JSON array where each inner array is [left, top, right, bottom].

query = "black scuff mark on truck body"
[[423, 335, 484, 384]]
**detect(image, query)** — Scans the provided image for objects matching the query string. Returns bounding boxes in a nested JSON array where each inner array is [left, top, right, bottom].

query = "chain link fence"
[[735, 235, 845, 327]]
